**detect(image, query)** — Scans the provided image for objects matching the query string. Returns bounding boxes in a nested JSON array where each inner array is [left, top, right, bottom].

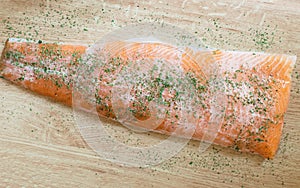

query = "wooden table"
[[0, 0, 299, 187]]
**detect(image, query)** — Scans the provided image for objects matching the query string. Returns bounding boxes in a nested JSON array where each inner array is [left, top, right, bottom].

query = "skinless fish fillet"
[[0, 38, 296, 159]]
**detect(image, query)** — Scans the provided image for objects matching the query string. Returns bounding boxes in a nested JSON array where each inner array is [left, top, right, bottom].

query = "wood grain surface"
[[0, 0, 299, 187]]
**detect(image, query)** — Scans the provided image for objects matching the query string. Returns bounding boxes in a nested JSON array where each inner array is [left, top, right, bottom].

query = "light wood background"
[[0, 0, 299, 187]]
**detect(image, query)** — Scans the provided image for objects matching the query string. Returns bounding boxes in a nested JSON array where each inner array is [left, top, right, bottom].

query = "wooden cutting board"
[[0, 0, 299, 187]]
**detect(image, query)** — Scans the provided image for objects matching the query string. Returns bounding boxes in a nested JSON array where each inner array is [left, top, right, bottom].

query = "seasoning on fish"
[[0, 38, 296, 159]]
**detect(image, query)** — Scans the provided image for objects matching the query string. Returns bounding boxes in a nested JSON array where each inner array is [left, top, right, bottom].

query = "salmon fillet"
[[0, 38, 296, 159]]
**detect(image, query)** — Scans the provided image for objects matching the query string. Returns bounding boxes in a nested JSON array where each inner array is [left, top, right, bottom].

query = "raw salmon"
[[0, 38, 296, 159]]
